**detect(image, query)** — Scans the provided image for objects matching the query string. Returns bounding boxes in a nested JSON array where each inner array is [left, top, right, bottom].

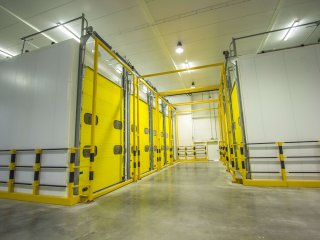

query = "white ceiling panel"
[[0, 0, 319, 98]]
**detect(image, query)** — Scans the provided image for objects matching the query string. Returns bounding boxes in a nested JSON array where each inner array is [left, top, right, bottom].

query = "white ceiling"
[[0, 0, 319, 96]]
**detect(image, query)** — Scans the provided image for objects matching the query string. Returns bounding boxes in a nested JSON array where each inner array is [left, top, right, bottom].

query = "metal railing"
[[219, 140, 320, 187]]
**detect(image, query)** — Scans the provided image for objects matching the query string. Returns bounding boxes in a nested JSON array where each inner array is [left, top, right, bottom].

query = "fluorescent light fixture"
[[57, 23, 80, 43], [0, 49, 14, 58], [190, 81, 195, 89], [283, 20, 300, 41], [176, 41, 184, 54]]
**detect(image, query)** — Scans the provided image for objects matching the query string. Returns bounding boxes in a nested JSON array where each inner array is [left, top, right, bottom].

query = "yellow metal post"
[[221, 69, 234, 176], [136, 79, 141, 180], [8, 149, 16, 193], [277, 142, 287, 183], [168, 108, 173, 165], [239, 144, 247, 180], [32, 149, 42, 195], [68, 148, 76, 199], [88, 39, 99, 201], [132, 75, 137, 181]]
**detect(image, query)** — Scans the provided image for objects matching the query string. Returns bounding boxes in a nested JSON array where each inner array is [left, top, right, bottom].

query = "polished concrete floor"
[[0, 162, 319, 240]]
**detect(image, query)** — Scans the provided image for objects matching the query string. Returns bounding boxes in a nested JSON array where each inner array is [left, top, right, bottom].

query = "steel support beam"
[[171, 99, 218, 107], [159, 85, 219, 96], [139, 62, 224, 79], [176, 107, 218, 114]]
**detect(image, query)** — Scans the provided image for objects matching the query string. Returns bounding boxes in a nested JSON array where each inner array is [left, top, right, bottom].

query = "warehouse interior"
[[0, 0, 320, 239]]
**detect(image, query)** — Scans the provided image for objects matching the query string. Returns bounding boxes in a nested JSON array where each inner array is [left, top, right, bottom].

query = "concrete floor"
[[0, 162, 319, 240]]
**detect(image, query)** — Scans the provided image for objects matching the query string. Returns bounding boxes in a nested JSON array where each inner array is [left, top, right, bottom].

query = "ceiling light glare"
[[283, 20, 300, 41], [0, 49, 13, 58], [116, 67, 122, 74], [57, 22, 80, 43], [176, 41, 184, 54]]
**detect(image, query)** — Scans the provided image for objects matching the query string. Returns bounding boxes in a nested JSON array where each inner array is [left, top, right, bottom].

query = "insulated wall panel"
[[0, 39, 78, 148], [0, 39, 79, 196], [177, 114, 193, 146], [238, 44, 320, 179]]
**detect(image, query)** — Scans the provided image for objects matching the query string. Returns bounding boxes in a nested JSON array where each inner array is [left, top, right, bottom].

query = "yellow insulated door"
[[80, 67, 124, 194], [139, 100, 151, 174]]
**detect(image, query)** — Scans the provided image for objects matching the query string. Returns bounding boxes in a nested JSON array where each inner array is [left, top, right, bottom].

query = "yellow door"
[[80, 67, 124, 195], [231, 84, 244, 175], [139, 100, 151, 174]]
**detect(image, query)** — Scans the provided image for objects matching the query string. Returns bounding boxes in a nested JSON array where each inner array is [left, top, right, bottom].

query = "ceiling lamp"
[[176, 41, 184, 54], [190, 81, 195, 89], [283, 20, 300, 41]]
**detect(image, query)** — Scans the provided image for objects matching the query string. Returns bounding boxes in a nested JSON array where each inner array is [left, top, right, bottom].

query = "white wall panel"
[[0, 39, 79, 196], [177, 114, 193, 146], [0, 39, 79, 149], [238, 44, 320, 179], [207, 142, 219, 161]]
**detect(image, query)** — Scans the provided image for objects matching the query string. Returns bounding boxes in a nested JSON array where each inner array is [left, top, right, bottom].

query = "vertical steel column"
[[122, 68, 131, 180], [175, 112, 180, 158], [168, 108, 173, 165], [136, 80, 141, 180], [74, 14, 87, 195], [221, 70, 234, 177], [147, 91, 154, 170], [225, 64, 239, 172], [231, 38, 237, 57], [132, 76, 137, 181], [155, 96, 161, 170], [162, 103, 167, 165], [234, 61, 251, 178]]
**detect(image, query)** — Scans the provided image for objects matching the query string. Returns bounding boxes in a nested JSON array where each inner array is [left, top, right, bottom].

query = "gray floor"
[[0, 162, 319, 240]]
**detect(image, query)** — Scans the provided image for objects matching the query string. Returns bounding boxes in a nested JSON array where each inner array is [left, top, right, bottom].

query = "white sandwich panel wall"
[[238, 44, 320, 179], [0, 39, 79, 195], [177, 114, 193, 146]]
